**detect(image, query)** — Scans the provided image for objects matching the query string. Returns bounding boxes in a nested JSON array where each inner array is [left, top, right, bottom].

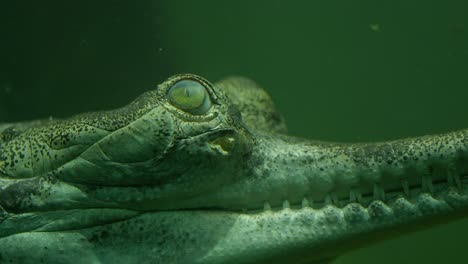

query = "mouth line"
[[10, 175, 466, 227], [176, 173, 468, 215]]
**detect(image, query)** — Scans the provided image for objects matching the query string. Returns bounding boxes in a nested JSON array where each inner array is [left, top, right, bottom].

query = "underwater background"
[[1, 1, 467, 263]]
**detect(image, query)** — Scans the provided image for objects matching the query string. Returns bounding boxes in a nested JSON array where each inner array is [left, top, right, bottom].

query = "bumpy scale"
[[0, 74, 467, 264]]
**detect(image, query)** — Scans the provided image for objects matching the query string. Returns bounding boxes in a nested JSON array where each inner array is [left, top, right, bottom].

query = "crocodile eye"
[[168, 80, 212, 115]]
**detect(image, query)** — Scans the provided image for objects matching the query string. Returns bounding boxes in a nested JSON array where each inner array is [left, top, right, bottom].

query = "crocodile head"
[[0, 74, 253, 212], [0, 74, 467, 264]]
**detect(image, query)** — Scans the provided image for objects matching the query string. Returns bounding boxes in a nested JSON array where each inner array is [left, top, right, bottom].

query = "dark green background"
[[1, 1, 467, 263]]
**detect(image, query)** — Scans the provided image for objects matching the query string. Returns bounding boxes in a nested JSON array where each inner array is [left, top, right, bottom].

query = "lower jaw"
[[181, 180, 468, 264]]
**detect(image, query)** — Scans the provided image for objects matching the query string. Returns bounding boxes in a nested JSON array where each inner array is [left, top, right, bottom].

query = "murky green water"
[[1, 1, 467, 263]]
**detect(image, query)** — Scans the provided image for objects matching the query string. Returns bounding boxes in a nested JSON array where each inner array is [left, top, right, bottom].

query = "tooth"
[[324, 195, 332, 205], [331, 193, 339, 205], [349, 190, 357, 202], [301, 198, 310, 208], [373, 183, 386, 201], [422, 175, 434, 195], [282, 200, 290, 209], [448, 170, 462, 190], [263, 202, 271, 211], [401, 179, 410, 197], [355, 189, 362, 203]]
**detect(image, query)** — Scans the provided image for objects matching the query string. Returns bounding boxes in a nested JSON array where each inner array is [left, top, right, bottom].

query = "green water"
[[1, 1, 468, 263]]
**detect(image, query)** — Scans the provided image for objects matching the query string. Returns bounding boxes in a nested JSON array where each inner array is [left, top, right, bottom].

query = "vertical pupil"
[[185, 87, 191, 97]]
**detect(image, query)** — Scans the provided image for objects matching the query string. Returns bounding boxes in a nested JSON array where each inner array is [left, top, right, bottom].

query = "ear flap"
[[215, 77, 288, 134]]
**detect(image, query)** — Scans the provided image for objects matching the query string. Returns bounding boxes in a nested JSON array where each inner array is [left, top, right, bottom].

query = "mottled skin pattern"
[[0, 74, 467, 264]]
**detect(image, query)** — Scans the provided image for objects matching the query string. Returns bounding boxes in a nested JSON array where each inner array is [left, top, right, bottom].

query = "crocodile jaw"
[[164, 129, 468, 263]]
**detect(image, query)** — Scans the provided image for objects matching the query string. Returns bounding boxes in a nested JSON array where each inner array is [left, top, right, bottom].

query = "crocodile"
[[0, 74, 466, 264]]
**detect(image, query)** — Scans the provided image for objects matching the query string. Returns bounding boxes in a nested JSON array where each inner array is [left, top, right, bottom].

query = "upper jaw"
[[161, 129, 468, 214]]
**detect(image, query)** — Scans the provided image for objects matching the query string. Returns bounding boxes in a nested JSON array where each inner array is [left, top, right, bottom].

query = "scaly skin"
[[0, 74, 466, 264]]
